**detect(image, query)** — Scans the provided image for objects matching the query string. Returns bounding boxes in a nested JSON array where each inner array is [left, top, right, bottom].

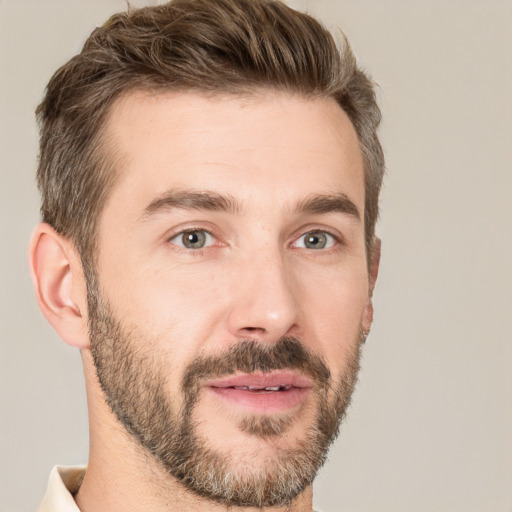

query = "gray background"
[[1, 1, 511, 511]]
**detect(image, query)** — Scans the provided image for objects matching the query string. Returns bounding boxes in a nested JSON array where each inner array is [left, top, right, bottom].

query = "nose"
[[226, 250, 301, 343]]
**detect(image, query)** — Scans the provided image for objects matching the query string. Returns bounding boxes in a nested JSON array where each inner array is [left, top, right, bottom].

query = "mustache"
[[181, 337, 331, 394]]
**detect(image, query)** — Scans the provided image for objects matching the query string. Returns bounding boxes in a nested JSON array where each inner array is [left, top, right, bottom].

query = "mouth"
[[205, 371, 313, 413]]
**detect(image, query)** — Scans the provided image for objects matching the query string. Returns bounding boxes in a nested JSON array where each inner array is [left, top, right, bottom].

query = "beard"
[[87, 277, 362, 508]]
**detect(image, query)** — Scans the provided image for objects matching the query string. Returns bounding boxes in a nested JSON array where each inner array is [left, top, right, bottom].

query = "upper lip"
[[205, 371, 313, 390]]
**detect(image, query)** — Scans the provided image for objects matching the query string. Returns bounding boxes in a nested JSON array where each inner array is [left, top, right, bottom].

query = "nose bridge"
[[227, 242, 300, 342]]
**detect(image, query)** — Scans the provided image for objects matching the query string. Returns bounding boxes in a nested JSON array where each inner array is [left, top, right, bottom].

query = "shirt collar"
[[38, 466, 86, 512]]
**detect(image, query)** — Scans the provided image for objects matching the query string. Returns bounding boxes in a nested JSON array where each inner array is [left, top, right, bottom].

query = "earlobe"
[[28, 223, 90, 349]]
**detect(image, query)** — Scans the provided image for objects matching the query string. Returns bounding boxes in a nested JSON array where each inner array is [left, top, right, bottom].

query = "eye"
[[294, 230, 336, 250], [170, 229, 215, 249]]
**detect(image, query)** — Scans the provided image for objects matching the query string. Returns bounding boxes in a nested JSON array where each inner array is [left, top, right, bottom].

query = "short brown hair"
[[36, 0, 384, 274]]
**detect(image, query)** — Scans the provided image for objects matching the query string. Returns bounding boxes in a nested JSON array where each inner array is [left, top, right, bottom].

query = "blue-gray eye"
[[295, 231, 335, 250], [171, 230, 214, 249]]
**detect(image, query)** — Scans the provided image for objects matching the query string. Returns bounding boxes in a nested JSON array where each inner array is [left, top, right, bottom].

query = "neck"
[[76, 352, 314, 512]]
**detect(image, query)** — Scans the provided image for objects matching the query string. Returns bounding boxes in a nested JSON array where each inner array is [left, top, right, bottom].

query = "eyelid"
[[290, 227, 343, 249], [169, 229, 215, 248], [164, 223, 343, 250], [166, 224, 223, 249]]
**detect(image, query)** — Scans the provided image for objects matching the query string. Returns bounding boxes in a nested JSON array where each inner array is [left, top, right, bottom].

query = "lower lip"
[[207, 386, 310, 413]]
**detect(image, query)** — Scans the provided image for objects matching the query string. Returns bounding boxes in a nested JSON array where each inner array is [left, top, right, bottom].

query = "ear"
[[362, 237, 381, 334], [28, 223, 90, 349]]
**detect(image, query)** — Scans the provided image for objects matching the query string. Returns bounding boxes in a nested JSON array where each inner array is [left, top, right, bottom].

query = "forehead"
[[102, 90, 364, 215]]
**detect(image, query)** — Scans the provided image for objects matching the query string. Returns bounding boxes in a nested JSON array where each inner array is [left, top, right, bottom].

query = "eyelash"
[[167, 227, 219, 251], [166, 226, 343, 252], [291, 229, 340, 250]]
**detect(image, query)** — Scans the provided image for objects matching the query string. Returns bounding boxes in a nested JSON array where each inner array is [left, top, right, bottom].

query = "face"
[[88, 91, 371, 507]]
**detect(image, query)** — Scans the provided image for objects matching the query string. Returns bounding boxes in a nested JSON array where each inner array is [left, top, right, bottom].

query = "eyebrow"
[[294, 193, 361, 220], [142, 190, 242, 219], [141, 189, 360, 221]]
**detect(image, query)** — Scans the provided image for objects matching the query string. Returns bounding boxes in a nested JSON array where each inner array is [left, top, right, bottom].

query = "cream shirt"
[[38, 466, 85, 512]]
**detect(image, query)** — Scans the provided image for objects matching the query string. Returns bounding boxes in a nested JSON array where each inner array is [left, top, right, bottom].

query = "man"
[[28, 0, 384, 510]]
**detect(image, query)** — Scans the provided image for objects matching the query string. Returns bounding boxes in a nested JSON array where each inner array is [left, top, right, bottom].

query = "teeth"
[[232, 385, 290, 391]]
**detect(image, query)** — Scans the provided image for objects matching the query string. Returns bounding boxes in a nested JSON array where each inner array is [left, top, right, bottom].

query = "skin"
[[29, 91, 379, 512]]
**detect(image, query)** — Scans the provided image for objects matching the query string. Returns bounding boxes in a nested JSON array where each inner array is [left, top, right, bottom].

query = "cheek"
[[298, 267, 368, 367], [106, 260, 230, 354]]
